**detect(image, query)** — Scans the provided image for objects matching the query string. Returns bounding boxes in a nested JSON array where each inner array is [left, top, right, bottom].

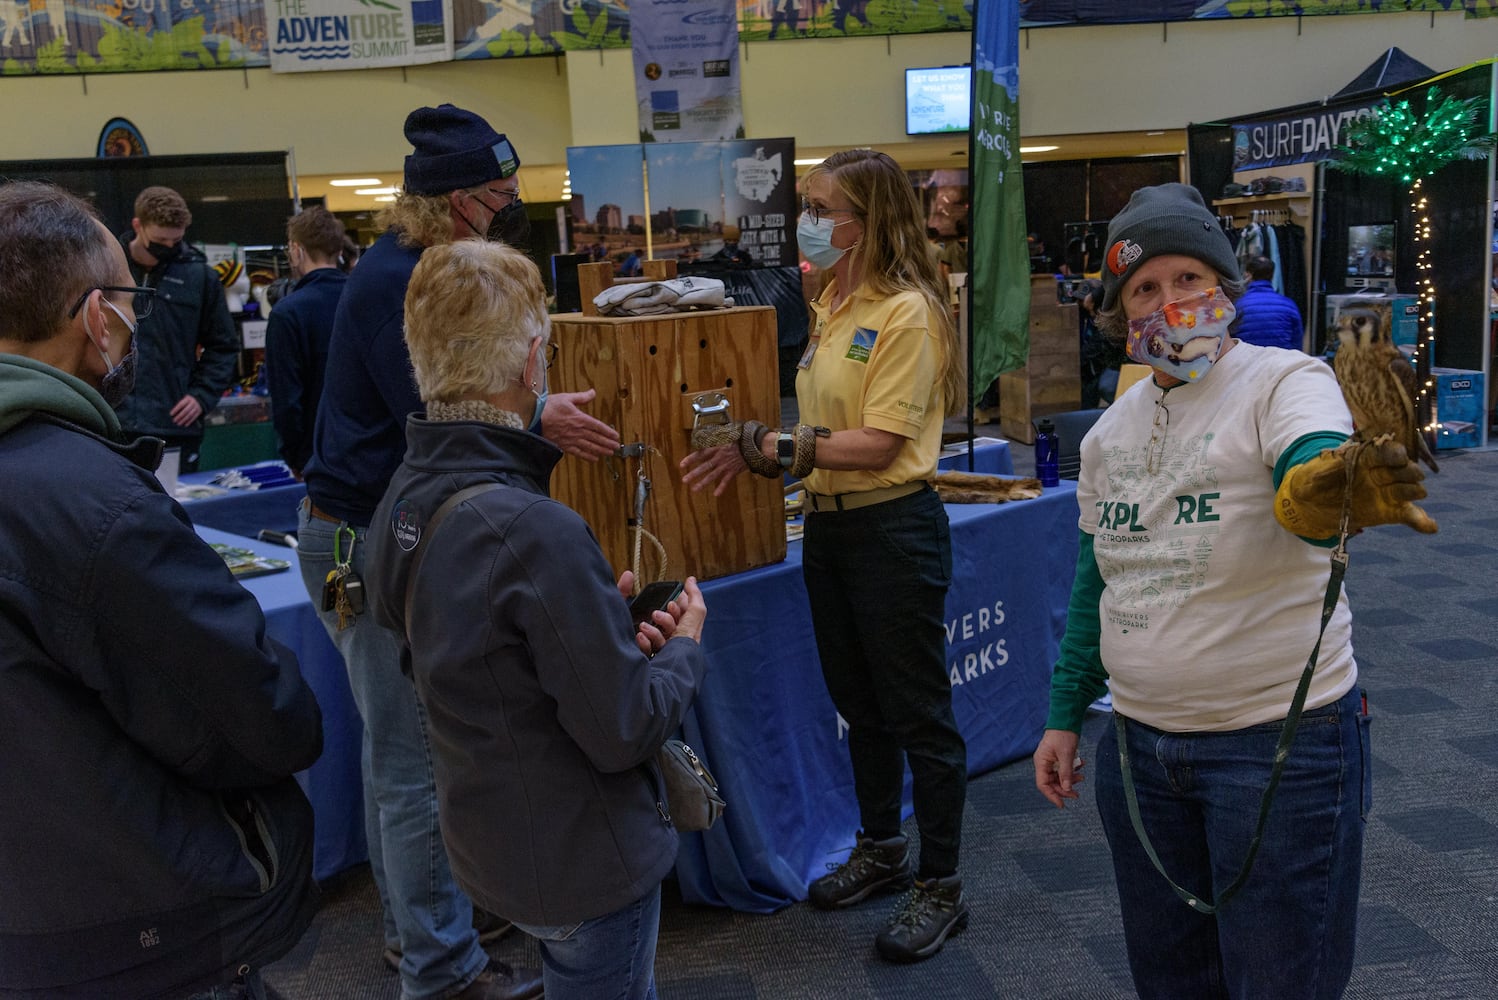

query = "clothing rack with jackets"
[[1216, 206, 1310, 328]]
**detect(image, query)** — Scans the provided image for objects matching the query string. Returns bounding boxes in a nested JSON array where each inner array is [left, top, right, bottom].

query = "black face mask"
[[484, 199, 530, 250], [144, 240, 180, 264]]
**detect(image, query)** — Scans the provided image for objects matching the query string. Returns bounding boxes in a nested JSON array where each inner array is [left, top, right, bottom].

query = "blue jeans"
[[802, 486, 966, 877], [297, 502, 489, 1000], [513, 885, 661, 1000], [1095, 685, 1369, 1000]]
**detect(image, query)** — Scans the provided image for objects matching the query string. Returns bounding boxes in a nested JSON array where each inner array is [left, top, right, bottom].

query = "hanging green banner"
[[968, 0, 1029, 395]]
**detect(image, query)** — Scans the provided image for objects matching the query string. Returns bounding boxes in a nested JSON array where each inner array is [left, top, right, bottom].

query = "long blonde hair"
[[377, 191, 457, 249], [805, 150, 965, 416]]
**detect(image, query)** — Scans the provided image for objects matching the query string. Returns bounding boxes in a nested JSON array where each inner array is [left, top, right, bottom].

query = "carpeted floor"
[[264, 444, 1498, 999]]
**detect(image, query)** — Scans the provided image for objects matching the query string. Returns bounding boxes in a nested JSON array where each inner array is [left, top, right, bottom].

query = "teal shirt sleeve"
[[1045, 531, 1110, 733]]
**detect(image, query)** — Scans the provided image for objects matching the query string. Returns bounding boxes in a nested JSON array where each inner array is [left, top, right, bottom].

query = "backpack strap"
[[403, 483, 504, 642]]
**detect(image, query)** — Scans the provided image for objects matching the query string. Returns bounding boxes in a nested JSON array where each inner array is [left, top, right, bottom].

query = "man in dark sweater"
[[265, 205, 347, 478], [298, 104, 618, 1000], [1234, 255, 1304, 351], [0, 182, 322, 999]]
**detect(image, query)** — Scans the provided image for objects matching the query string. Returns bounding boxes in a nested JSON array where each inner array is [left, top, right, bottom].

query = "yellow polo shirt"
[[797, 281, 947, 497]]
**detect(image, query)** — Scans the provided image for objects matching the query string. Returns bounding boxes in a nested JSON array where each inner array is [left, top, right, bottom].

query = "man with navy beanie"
[[298, 103, 619, 1000]]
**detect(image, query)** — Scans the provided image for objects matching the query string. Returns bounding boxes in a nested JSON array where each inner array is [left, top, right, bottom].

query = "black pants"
[[802, 486, 966, 876]]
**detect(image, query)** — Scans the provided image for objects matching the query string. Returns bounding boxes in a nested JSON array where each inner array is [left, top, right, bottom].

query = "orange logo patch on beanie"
[[1107, 239, 1142, 276]]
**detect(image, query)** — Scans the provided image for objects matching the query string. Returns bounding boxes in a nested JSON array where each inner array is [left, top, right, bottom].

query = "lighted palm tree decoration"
[[1329, 86, 1495, 441]]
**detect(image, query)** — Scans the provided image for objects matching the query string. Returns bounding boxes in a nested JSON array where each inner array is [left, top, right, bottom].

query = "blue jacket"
[[115, 233, 240, 439], [0, 354, 322, 999], [1234, 280, 1303, 351], [366, 416, 708, 926], [303, 229, 423, 525], [265, 267, 347, 475]]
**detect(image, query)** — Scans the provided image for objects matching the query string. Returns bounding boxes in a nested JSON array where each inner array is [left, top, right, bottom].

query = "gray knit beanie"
[[1100, 183, 1240, 311]]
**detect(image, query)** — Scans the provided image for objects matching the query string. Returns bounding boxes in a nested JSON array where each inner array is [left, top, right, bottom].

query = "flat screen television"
[[905, 66, 971, 136], [1347, 223, 1396, 278]]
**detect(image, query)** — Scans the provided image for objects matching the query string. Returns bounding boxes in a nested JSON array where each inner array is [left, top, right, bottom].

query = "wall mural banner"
[[735, 0, 970, 40], [631, 0, 742, 142], [1016, 0, 1476, 25], [266, 0, 453, 72], [1, 0, 1490, 75], [970, 0, 1029, 386], [450, 0, 629, 58], [0, 0, 269, 75]]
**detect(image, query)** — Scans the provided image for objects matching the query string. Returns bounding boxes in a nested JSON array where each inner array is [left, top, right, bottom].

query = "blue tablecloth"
[[676, 481, 1080, 912], [177, 441, 1012, 543], [195, 527, 366, 882], [178, 465, 306, 539], [190, 441, 1067, 906]]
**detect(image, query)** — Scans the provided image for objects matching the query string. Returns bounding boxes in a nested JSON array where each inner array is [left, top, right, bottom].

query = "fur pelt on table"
[[932, 470, 1044, 504]]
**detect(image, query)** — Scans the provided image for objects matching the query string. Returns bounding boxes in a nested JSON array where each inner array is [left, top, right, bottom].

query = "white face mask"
[[797, 212, 852, 269], [1125, 287, 1236, 383]]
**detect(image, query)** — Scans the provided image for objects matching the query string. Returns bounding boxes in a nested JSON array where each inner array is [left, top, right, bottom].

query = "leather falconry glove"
[[1275, 438, 1437, 537]]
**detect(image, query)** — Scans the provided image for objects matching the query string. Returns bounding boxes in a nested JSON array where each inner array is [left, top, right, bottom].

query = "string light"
[[1330, 86, 1496, 443]]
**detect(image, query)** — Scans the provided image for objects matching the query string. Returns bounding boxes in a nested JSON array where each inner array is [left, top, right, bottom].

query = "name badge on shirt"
[[797, 337, 819, 369]]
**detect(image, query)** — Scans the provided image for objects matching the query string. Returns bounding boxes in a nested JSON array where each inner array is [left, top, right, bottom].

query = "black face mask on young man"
[[145, 240, 180, 265]]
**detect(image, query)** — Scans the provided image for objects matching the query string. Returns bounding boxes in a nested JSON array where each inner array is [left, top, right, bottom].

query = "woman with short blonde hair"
[[368, 238, 709, 1000], [403, 239, 549, 406]]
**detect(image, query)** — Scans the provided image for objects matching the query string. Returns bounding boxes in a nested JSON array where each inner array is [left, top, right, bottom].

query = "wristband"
[[738, 420, 781, 478]]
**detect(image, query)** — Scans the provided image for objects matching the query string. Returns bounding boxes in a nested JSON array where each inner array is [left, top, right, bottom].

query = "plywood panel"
[[550, 306, 784, 582]]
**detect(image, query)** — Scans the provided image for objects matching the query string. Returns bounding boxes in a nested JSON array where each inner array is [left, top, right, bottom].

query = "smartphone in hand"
[[628, 580, 684, 627]]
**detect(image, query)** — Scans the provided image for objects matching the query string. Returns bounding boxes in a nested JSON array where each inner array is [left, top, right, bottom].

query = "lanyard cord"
[[1115, 466, 1355, 915]]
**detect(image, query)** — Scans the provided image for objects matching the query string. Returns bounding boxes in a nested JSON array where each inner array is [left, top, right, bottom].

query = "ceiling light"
[[330, 178, 382, 187], [793, 158, 823, 166], [200, 195, 229, 203], [355, 186, 402, 196], [1146, 131, 1166, 136], [374, 195, 397, 202], [1019, 145, 1058, 154]]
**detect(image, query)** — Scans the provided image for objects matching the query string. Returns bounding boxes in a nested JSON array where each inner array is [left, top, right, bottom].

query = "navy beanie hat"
[[1100, 183, 1240, 312], [403, 104, 520, 196]]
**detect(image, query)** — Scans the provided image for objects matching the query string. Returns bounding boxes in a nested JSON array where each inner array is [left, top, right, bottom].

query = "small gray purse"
[[657, 740, 725, 832]]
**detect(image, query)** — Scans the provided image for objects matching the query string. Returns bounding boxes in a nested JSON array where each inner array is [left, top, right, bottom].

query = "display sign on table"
[[566, 138, 796, 268]]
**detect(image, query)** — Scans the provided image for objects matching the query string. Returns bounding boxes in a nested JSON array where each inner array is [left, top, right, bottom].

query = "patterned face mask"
[[1125, 287, 1236, 383]]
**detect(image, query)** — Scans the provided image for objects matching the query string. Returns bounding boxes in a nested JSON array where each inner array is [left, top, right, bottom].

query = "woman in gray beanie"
[[1032, 183, 1429, 999]]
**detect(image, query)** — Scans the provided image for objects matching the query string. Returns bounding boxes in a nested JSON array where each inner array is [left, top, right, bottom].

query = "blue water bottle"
[[1034, 418, 1060, 488]]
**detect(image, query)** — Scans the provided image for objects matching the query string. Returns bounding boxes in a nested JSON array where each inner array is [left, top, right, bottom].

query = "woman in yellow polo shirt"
[[681, 148, 967, 962]]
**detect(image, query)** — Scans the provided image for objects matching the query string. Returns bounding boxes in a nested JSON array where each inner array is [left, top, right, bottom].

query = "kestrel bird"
[[1332, 307, 1439, 532]]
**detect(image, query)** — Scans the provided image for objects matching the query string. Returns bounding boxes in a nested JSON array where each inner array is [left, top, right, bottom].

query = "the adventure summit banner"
[[266, 0, 453, 73]]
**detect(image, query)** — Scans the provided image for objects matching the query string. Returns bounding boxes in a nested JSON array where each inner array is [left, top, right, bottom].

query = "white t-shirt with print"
[[1077, 342, 1357, 732]]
